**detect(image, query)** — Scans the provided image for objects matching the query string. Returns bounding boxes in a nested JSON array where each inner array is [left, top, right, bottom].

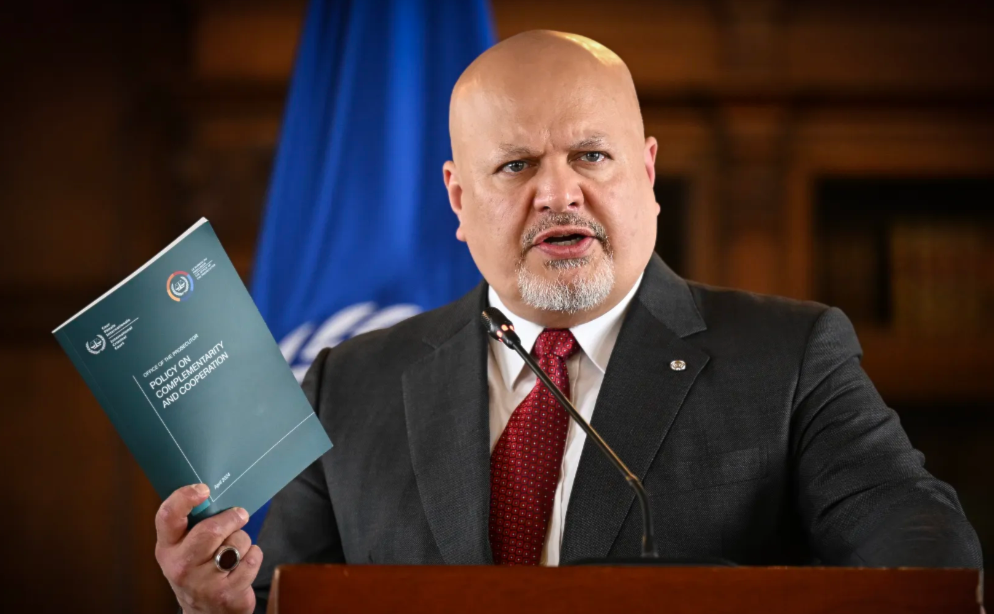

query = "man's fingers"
[[183, 506, 250, 563], [155, 484, 210, 547], [226, 544, 264, 591]]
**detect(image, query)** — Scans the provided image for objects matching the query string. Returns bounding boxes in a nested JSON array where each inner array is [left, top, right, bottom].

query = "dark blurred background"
[[1, 1, 992, 611]]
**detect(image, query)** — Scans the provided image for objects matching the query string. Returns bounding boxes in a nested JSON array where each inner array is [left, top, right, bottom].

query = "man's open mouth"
[[530, 226, 597, 259], [543, 233, 587, 246], [532, 226, 596, 247]]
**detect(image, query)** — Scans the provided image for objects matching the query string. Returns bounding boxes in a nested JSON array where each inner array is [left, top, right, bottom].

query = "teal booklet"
[[53, 218, 332, 521]]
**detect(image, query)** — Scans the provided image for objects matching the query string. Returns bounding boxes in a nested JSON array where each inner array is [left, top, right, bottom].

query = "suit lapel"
[[560, 255, 710, 562], [402, 286, 493, 564]]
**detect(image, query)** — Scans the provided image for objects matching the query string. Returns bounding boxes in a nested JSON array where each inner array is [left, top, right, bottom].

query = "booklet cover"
[[53, 218, 332, 521]]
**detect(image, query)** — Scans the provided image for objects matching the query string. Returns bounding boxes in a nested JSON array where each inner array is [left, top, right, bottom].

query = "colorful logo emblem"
[[167, 271, 194, 302], [86, 334, 107, 355]]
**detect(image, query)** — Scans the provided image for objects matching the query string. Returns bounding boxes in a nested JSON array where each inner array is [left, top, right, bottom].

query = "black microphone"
[[481, 306, 660, 559]]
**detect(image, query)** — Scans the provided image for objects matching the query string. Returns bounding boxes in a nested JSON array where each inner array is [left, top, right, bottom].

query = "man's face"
[[445, 69, 659, 325]]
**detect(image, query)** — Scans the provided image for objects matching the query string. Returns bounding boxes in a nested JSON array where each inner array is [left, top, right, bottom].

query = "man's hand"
[[155, 484, 263, 614]]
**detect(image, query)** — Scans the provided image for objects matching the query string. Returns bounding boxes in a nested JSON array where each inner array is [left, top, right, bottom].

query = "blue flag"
[[245, 0, 494, 538]]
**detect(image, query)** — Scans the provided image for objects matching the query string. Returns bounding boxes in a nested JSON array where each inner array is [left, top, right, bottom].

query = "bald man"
[[154, 31, 981, 614]]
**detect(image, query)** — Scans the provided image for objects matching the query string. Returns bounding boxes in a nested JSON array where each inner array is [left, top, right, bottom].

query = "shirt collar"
[[487, 274, 644, 391]]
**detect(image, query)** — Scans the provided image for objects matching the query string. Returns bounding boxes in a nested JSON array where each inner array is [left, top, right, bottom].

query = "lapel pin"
[[670, 359, 686, 371]]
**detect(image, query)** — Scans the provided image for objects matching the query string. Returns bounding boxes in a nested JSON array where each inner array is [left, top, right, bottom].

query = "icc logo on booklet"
[[86, 334, 107, 355], [167, 271, 195, 302], [279, 303, 422, 381]]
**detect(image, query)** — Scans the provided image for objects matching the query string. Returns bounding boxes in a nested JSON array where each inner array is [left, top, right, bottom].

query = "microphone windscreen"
[[480, 307, 518, 348]]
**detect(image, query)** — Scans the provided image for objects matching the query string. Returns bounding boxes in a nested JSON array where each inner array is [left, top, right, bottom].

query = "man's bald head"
[[442, 31, 659, 328], [449, 31, 644, 162]]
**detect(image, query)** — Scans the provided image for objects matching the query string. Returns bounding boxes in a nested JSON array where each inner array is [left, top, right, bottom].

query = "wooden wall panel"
[[0, 3, 188, 612], [784, 110, 994, 300], [785, 5, 994, 94], [193, 1, 306, 82], [0, 348, 175, 612], [642, 108, 720, 285], [493, 0, 722, 95], [0, 20, 128, 289]]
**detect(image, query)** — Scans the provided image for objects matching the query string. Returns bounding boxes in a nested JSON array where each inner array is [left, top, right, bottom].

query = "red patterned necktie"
[[489, 328, 580, 565]]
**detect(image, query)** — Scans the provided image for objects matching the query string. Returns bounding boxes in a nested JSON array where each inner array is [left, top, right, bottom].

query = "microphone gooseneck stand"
[[481, 307, 734, 567]]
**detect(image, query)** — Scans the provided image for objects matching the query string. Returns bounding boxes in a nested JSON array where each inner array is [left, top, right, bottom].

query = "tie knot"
[[534, 329, 579, 360]]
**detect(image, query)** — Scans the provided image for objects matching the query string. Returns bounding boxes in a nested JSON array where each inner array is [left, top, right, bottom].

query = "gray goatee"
[[516, 212, 615, 315]]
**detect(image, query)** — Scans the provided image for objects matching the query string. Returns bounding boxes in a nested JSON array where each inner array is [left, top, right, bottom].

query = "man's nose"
[[532, 161, 583, 212]]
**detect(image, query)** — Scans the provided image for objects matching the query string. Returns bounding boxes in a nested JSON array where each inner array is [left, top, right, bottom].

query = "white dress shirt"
[[486, 274, 643, 566]]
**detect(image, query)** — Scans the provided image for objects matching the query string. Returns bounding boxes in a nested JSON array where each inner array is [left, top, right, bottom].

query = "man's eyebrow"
[[494, 144, 538, 159], [570, 135, 609, 150]]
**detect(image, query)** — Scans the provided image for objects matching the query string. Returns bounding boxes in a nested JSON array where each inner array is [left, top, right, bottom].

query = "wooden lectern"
[[266, 565, 983, 613]]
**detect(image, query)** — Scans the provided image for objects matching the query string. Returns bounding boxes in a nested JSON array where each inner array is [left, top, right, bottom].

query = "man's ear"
[[443, 160, 467, 242], [643, 136, 658, 188]]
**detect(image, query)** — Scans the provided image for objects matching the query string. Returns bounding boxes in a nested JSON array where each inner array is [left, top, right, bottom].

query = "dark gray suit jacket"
[[252, 255, 981, 610]]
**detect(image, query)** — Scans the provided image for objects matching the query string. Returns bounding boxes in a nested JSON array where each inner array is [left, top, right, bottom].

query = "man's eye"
[[579, 152, 606, 163], [501, 161, 527, 173]]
